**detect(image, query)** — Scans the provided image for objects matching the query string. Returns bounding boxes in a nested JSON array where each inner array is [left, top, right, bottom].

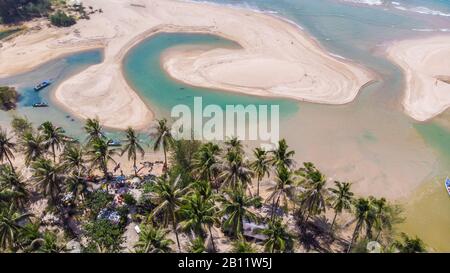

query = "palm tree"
[[393, 233, 426, 253], [347, 198, 373, 253], [121, 127, 145, 176], [224, 137, 244, 154], [31, 159, 63, 206], [187, 237, 206, 253], [38, 121, 69, 163], [193, 142, 221, 185], [219, 187, 258, 238], [0, 128, 16, 169], [260, 219, 294, 253], [250, 148, 270, 197], [65, 173, 88, 204], [18, 131, 46, 166], [269, 139, 295, 170], [191, 180, 216, 201], [151, 119, 173, 171], [0, 204, 32, 251], [84, 118, 104, 144], [61, 144, 86, 176], [371, 198, 404, 242], [87, 138, 118, 178], [298, 163, 328, 225], [148, 175, 189, 252], [217, 149, 252, 190], [135, 225, 174, 253], [30, 230, 67, 253], [179, 192, 219, 252], [329, 181, 353, 231], [0, 165, 28, 209], [266, 166, 296, 219], [231, 236, 256, 253]]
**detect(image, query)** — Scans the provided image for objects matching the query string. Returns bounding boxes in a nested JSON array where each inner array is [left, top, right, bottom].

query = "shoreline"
[[386, 34, 450, 122], [0, 0, 374, 130]]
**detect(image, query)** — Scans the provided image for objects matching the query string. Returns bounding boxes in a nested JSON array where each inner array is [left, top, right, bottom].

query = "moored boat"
[[445, 177, 450, 197], [108, 139, 122, 147], [32, 102, 49, 108], [34, 80, 51, 91]]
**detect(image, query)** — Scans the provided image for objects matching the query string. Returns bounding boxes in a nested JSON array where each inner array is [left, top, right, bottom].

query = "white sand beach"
[[0, 0, 374, 129], [387, 35, 450, 121]]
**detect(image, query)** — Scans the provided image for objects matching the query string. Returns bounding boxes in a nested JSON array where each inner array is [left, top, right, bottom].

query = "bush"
[[49, 11, 76, 27], [0, 0, 51, 23], [83, 219, 124, 253], [0, 86, 19, 111], [123, 193, 136, 207], [85, 190, 114, 219]]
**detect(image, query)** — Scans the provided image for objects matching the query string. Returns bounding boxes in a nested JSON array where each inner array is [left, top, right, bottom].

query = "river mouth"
[[1, 31, 449, 252]]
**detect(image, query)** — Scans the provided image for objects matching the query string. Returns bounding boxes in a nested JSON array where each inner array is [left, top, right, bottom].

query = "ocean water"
[[193, 0, 450, 252], [0, 0, 449, 251]]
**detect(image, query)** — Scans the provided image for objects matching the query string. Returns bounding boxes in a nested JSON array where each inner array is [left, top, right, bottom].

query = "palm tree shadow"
[[296, 216, 333, 253]]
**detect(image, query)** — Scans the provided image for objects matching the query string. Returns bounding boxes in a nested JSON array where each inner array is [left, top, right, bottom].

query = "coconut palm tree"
[[31, 159, 63, 206], [121, 127, 145, 176], [84, 118, 104, 144], [65, 173, 88, 204], [231, 236, 256, 253], [61, 144, 86, 176], [266, 165, 296, 219], [87, 137, 118, 178], [219, 187, 258, 238], [217, 149, 252, 190], [328, 181, 353, 231], [347, 197, 374, 253], [148, 175, 189, 252], [187, 237, 206, 253], [393, 233, 426, 253], [191, 180, 216, 200], [371, 198, 404, 242], [298, 163, 328, 225], [18, 131, 46, 166], [269, 139, 295, 170], [29, 230, 67, 253], [260, 219, 294, 253], [0, 204, 32, 251], [250, 147, 270, 197], [193, 142, 221, 185], [0, 128, 16, 169], [179, 192, 219, 252], [224, 137, 244, 154], [151, 119, 173, 171], [135, 225, 173, 253], [0, 165, 28, 209], [38, 121, 69, 163]]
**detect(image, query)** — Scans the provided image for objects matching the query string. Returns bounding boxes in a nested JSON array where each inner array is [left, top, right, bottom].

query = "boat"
[[34, 80, 51, 91], [445, 177, 450, 196], [32, 102, 48, 108], [108, 140, 122, 147]]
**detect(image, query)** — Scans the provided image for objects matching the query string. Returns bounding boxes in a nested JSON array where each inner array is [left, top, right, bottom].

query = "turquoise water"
[[0, 0, 449, 250], [123, 33, 298, 117], [0, 50, 103, 137]]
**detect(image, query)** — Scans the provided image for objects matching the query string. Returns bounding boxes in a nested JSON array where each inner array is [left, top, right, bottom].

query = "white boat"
[[445, 177, 450, 197]]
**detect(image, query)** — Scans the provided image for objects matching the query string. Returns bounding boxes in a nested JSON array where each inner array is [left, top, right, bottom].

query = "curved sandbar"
[[387, 35, 450, 121], [0, 0, 374, 129]]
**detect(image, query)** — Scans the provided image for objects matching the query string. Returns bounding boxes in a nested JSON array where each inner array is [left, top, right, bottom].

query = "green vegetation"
[[0, 0, 51, 24], [0, 27, 24, 40], [0, 118, 427, 253], [0, 86, 19, 111], [49, 10, 75, 27]]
